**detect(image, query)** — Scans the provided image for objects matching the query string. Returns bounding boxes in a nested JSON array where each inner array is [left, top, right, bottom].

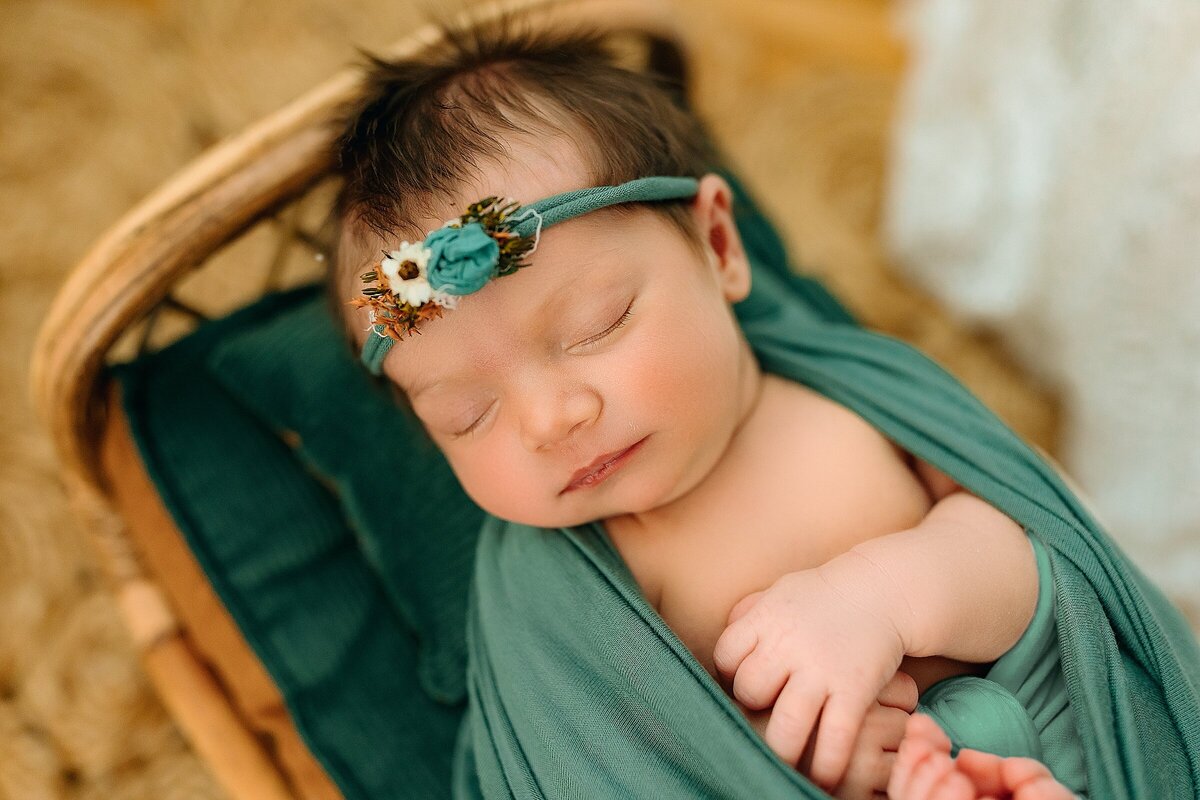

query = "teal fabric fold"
[[111, 291, 466, 800], [206, 291, 484, 706], [919, 676, 1044, 762], [987, 532, 1089, 793], [916, 534, 1087, 795], [455, 262, 1200, 798]]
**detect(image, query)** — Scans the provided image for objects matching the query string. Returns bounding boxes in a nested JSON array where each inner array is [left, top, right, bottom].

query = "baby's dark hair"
[[327, 12, 722, 347]]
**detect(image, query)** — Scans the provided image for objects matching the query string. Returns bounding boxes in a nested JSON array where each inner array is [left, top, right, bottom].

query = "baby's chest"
[[617, 382, 933, 680]]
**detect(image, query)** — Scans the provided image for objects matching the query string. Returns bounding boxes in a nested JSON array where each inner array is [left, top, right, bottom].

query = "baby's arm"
[[714, 475, 1039, 789], [835, 487, 1039, 663]]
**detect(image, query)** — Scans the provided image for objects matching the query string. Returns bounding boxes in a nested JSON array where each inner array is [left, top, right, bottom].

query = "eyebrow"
[[401, 260, 624, 398]]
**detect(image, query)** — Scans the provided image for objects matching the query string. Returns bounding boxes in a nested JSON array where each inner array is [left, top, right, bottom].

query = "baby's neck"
[[604, 338, 767, 535]]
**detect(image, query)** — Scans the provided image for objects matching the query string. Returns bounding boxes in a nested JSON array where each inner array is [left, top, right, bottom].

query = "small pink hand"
[[888, 714, 1075, 800], [712, 559, 908, 791]]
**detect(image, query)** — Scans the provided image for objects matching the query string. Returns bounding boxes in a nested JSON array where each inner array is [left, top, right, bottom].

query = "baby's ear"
[[692, 173, 752, 303]]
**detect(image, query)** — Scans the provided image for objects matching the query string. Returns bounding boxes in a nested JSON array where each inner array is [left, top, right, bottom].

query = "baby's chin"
[[485, 501, 627, 530], [470, 444, 704, 528], [487, 481, 678, 530]]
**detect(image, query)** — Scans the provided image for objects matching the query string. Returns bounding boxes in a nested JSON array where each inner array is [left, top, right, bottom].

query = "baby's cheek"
[[629, 325, 729, 414], [446, 446, 515, 513], [451, 443, 571, 528]]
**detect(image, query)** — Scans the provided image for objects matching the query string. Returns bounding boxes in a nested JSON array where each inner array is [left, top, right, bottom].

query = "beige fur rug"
[[0, 0, 1061, 796]]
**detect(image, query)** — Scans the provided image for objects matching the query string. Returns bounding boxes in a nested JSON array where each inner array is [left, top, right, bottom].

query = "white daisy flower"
[[394, 276, 434, 307], [380, 241, 432, 284]]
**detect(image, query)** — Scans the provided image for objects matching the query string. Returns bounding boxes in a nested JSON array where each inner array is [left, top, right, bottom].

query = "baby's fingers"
[[876, 671, 919, 714], [726, 590, 764, 626], [731, 650, 790, 710], [954, 749, 1005, 796], [1002, 758, 1074, 799], [763, 677, 826, 768], [712, 619, 759, 688], [807, 694, 871, 791], [898, 751, 973, 800], [889, 715, 952, 799]]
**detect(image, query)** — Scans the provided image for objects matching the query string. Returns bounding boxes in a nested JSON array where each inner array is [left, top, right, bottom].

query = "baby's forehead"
[[343, 133, 700, 379], [392, 237, 633, 365]]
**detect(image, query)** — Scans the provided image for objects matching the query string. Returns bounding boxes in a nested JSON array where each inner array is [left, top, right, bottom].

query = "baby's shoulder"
[[757, 372, 913, 465], [759, 371, 885, 435]]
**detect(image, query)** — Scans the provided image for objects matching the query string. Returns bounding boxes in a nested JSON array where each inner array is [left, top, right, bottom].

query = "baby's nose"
[[519, 383, 602, 452]]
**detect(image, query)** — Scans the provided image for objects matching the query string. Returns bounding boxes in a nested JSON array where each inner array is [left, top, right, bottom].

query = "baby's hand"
[[825, 671, 916, 799], [889, 714, 1075, 800], [712, 553, 910, 791]]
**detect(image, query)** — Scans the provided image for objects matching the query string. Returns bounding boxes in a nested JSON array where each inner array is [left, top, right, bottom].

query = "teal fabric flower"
[[425, 223, 501, 296]]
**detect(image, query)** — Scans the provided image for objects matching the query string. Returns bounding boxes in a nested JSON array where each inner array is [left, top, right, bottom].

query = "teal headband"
[[356, 175, 700, 376]]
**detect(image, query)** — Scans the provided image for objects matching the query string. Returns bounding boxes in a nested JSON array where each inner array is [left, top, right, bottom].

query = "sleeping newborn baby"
[[330, 22, 1082, 800]]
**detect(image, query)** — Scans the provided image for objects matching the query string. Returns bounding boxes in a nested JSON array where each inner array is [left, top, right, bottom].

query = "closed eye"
[[451, 300, 636, 439], [576, 300, 634, 350], [451, 399, 496, 439]]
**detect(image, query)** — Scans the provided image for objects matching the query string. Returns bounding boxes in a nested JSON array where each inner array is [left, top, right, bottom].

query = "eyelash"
[[577, 301, 635, 349], [450, 301, 635, 439]]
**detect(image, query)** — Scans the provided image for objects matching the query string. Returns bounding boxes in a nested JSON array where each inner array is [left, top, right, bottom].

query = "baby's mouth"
[[561, 436, 649, 494]]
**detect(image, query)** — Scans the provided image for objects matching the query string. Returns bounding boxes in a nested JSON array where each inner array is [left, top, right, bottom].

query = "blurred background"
[[1, 0, 1196, 796]]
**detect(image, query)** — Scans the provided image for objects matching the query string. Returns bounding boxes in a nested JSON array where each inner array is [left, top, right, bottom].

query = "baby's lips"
[[560, 435, 648, 493]]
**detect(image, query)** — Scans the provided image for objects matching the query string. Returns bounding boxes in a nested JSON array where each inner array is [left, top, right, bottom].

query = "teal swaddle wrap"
[[916, 535, 1087, 794], [451, 255, 1200, 798], [918, 676, 1044, 762]]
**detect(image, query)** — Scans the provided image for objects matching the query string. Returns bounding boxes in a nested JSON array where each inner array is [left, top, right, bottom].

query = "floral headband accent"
[[354, 175, 700, 375]]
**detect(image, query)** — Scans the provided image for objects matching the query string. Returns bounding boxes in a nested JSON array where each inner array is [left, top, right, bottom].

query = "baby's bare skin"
[[604, 370, 983, 738], [891, 714, 1074, 800]]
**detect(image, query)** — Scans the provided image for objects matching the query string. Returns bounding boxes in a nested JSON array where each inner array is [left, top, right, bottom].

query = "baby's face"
[[368, 147, 758, 528]]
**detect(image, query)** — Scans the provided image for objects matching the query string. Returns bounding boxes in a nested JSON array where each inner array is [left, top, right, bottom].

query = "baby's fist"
[[713, 558, 909, 789]]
